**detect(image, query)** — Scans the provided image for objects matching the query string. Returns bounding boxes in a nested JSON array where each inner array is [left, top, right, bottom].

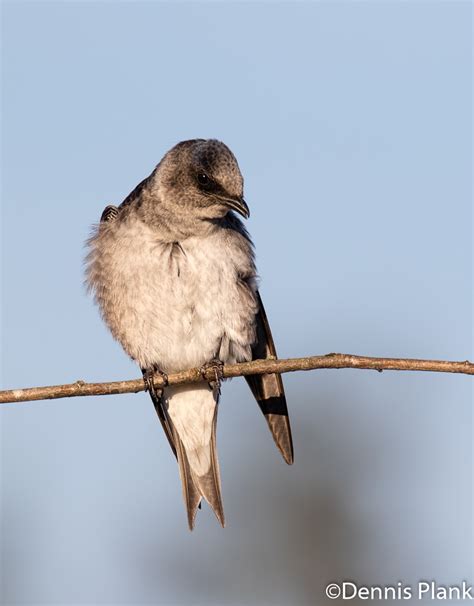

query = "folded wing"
[[245, 292, 294, 465]]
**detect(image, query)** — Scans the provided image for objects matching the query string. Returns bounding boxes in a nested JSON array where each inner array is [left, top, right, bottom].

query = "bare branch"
[[1, 353, 473, 405]]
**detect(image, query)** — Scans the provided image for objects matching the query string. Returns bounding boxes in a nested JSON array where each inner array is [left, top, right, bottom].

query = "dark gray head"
[[152, 139, 249, 221]]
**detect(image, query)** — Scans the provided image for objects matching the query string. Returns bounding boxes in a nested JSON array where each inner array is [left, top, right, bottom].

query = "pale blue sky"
[[1, 1, 472, 604]]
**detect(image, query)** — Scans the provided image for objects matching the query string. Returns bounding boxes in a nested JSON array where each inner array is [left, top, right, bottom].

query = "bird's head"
[[153, 139, 249, 221]]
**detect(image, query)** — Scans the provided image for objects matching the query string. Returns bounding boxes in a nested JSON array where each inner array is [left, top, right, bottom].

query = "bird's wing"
[[119, 175, 152, 209], [245, 292, 294, 465], [100, 172, 153, 222], [100, 205, 119, 222], [148, 387, 177, 459]]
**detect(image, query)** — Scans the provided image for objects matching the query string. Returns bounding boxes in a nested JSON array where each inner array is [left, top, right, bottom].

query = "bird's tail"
[[163, 383, 224, 530]]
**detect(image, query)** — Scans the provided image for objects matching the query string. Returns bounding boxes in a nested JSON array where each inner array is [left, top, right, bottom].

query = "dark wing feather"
[[148, 388, 177, 459], [100, 205, 119, 222], [119, 175, 152, 210], [100, 173, 153, 223], [245, 292, 294, 465]]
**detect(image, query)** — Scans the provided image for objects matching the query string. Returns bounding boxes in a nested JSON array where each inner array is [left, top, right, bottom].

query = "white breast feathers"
[[86, 215, 259, 372]]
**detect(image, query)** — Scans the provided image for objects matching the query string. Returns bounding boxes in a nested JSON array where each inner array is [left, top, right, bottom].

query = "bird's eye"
[[197, 172, 210, 186]]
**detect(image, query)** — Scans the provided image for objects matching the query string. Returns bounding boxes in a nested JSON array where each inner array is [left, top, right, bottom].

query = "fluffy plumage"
[[85, 139, 293, 528]]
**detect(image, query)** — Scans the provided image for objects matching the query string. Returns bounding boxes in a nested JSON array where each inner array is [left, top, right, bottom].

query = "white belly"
[[95, 219, 258, 372]]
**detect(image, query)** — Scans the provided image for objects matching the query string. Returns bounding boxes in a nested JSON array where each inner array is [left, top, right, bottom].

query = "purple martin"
[[86, 139, 293, 529]]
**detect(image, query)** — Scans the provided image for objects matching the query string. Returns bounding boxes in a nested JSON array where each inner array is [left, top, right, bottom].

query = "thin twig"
[[0, 353, 473, 405]]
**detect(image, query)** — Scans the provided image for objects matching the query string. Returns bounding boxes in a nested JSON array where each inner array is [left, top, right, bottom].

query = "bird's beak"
[[219, 196, 250, 219]]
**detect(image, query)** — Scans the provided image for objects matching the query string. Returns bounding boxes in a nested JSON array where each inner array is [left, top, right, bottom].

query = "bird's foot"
[[200, 359, 224, 396], [142, 365, 168, 400]]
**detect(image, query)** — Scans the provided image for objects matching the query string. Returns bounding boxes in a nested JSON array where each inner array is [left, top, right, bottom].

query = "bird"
[[85, 139, 293, 529]]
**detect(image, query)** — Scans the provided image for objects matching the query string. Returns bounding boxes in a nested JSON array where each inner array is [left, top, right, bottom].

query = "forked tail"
[[163, 383, 224, 530]]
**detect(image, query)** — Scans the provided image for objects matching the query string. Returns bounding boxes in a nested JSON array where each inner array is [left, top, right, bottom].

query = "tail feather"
[[164, 384, 225, 530], [173, 431, 204, 530], [195, 409, 224, 526]]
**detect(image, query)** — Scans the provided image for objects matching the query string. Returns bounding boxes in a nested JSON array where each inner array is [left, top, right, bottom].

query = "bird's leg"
[[142, 364, 169, 401], [200, 358, 224, 397]]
